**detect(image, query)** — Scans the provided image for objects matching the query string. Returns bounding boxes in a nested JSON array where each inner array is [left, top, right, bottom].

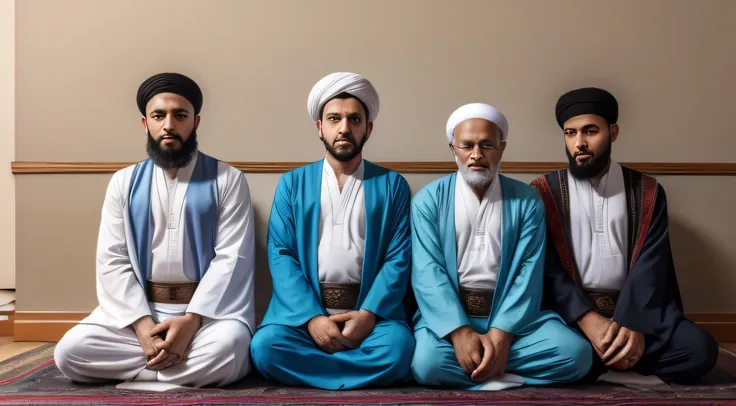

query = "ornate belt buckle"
[[169, 286, 180, 301]]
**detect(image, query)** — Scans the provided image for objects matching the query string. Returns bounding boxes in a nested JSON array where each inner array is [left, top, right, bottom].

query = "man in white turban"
[[249, 72, 414, 390], [409, 103, 593, 390]]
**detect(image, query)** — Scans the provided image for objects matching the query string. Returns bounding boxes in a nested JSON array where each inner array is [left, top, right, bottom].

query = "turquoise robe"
[[410, 173, 592, 388], [251, 160, 414, 390]]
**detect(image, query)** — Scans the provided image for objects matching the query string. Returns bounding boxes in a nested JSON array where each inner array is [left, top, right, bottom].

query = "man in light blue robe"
[[410, 103, 592, 390], [250, 72, 414, 390]]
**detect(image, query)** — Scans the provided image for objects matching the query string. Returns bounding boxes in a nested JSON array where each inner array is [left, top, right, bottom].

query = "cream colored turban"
[[307, 72, 380, 122], [446, 103, 509, 142]]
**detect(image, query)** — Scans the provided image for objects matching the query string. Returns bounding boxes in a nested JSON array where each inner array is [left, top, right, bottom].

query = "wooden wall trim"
[[11, 311, 736, 342], [13, 312, 88, 342], [11, 161, 736, 175], [13, 322, 76, 342], [0, 310, 14, 338]]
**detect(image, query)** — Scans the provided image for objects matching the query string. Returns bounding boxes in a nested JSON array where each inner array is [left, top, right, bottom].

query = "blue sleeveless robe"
[[129, 153, 219, 284]]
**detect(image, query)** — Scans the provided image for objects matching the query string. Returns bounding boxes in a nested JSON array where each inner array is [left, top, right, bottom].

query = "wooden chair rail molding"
[[10, 161, 736, 175]]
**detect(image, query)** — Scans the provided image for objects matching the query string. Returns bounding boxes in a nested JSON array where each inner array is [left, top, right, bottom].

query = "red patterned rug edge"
[[0, 359, 54, 385], [1, 394, 733, 405]]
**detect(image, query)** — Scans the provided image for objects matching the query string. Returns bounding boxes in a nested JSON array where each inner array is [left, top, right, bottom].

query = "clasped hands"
[[307, 309, 376, 354], [132, 313, 202, 371], [449, 326, 512, 382], [578, 311, 645, 370]]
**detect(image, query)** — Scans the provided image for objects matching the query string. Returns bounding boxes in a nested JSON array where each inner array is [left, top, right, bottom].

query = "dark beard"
[[566, 137, 612, 179], [146, 129, 198, 169], [321, 133, 367, 162]]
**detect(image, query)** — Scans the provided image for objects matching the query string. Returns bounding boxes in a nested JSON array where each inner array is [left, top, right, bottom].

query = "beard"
[[146, 128, 198, 169], [456, 156, 499, 189], [566, 137, 612, 180], [321, 132, 367, 162]]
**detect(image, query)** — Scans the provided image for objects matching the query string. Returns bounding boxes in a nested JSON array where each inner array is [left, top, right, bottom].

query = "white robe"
[[454, 173, 503, 290], [568, 162, 628, 291], [54, 152, 255, 387], [318, 159, 365, 314]]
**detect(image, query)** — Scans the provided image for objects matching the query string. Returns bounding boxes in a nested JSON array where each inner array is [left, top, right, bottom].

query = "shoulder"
[[215, 161, 251, 203], [364, 161, 409, 191], [269, 160, 323, 201], [282, 160, 322, 183], [530, 170, 564, 190], [216, 159, 247, 185], [501, 175, 542, 202], [500, 175, 545, 221], [412, 173, 455, 209], [107, 161, 144, 198], [619, 163, 658, 184], [619, 163, 665, 199]]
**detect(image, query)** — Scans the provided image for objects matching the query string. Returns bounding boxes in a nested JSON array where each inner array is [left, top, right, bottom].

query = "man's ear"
[[317, 120, 324, 140], [365, 121, 374, 141], [194, 115, 201, 130], [496, 140, 507, 162], [610, 124, 619, 142]]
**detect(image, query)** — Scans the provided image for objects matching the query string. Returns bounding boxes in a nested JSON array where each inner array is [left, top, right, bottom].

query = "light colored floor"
[[0, 337, 46, 361], [0, 337, 734, 362]]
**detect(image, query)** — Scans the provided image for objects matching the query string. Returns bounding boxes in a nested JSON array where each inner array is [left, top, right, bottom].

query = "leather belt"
[[147, 281, 198, 304], [459, 287, 494, 318], [584, 289, 619, 319], [320, 283, 360, 310]]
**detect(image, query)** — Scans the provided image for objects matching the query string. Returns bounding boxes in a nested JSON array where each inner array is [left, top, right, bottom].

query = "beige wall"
[[1, 0, 15, 289], [13, 0, 736, 318]]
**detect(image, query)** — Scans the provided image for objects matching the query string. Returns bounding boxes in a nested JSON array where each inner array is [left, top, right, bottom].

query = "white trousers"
[[54, 317, 251, 388]]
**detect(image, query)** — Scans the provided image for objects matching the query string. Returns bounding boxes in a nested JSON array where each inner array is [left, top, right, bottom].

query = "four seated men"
[[53, 74, 719, 390]]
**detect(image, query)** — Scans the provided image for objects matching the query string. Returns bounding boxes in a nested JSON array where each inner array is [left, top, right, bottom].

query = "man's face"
[[317, 97, 373, 162], [563, 114, 618, 179], [143, 93, 200, 169], [450, 118, 506, 188]]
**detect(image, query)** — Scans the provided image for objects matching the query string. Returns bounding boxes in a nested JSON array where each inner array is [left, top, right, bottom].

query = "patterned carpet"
[[1, 344, 736, 405]]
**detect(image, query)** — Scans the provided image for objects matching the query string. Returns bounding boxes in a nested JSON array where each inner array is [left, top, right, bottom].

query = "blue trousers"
[[411, 318, 592, 388], [251, 320, 414, 390]]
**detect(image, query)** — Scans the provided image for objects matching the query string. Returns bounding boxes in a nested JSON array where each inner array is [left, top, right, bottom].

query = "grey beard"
[[456, 156, 497, 188]]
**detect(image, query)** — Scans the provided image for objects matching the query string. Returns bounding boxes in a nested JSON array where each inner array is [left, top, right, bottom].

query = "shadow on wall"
[[669, 216, 730, 313], [253, 205, 273, 325]]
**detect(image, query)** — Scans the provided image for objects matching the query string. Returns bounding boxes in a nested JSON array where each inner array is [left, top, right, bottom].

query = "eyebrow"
[[325, 112, 363, 118], [564, 124, 600, 132], [457, 139, 496, 145], [150, 108, 190, 115]]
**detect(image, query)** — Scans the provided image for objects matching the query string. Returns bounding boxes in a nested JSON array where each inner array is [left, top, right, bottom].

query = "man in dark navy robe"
[[531, 87, 718, 384]]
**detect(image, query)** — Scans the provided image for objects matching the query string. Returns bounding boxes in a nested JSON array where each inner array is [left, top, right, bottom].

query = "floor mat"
[[1, 344, 735, 405]]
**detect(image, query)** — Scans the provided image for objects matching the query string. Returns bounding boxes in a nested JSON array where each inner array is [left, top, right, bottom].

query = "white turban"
[[446, 103, 509, 143], [307, 72, 380, 122]]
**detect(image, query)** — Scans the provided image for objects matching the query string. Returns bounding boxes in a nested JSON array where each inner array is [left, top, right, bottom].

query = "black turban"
[[136, 72, 203, 116], [555, 87, 618, 128]]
